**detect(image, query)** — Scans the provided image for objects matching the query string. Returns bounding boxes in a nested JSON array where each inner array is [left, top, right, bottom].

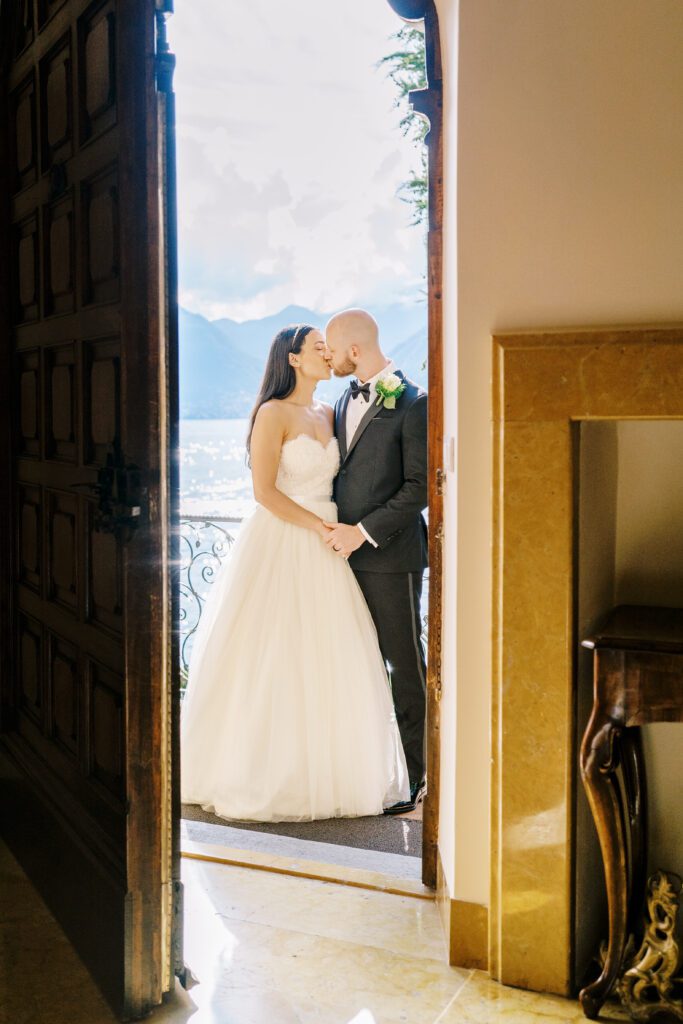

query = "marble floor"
[[0, 837, 629, 1024]]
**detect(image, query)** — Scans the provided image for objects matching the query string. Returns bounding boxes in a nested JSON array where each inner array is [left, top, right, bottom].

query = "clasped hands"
[[319, 521, 365, 559]]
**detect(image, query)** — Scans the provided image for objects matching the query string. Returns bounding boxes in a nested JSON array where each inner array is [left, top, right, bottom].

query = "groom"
[[323, 308, 428, 814]]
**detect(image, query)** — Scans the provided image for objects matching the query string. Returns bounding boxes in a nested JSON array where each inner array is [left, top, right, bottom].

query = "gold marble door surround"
[[491, 327, 683, 995]]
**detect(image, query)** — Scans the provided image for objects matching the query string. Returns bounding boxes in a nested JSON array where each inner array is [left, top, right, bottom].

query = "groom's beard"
[[333, 357, 357, 377]]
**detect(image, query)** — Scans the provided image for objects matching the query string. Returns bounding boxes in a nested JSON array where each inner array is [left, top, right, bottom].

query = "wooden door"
[[0, 0, 180, 1017], [385, 0, 443, 890]]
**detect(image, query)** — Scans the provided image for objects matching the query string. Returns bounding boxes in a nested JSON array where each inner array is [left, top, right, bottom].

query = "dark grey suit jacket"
[[333, 372, 428, 573]]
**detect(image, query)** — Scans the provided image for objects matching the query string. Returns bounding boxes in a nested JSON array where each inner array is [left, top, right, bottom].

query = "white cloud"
[[170, 0, 426, 321]]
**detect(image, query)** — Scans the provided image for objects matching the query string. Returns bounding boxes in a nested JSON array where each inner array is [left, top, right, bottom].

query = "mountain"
[[179, 308, 262, 418], [390, 326, 428, 388], [212, 303, 427, 362], [212, 305, 328, 363], [369, 302, 428, 351], [179, 303, 427, 418]]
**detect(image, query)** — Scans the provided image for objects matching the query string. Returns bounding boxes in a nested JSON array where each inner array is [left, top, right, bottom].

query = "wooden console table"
[[579, 605, 683, 1020]]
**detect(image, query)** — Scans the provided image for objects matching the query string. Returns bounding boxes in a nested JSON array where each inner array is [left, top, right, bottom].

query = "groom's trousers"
[[353, 569, 427, 787]]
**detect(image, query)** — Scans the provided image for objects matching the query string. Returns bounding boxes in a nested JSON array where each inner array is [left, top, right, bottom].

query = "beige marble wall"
[[437, 848, 489, 971], [491, 327, 683, 995]]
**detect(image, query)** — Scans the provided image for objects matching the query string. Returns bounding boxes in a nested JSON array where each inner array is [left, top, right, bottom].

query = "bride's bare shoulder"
[[253, 400, 288, 434], [315, 400, 334, 426], [257, 398, 287, 416]]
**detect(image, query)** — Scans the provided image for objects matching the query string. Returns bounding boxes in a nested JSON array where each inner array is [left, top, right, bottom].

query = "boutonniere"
[[375, 372, 406, 410]]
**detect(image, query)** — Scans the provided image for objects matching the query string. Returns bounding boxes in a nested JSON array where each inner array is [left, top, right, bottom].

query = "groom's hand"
[[323, 522, 365, 559]]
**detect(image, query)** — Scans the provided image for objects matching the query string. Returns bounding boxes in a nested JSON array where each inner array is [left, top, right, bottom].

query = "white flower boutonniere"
[[375, 372, 406, 410]]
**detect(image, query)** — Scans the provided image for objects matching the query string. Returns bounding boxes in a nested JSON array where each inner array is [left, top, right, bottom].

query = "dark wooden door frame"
[[385, 0, 443, 890], [155, 0, 185, 987], [0, 1, 175, 1016]]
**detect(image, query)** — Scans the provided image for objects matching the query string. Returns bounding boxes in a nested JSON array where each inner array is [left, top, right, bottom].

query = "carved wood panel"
[[43, 192, 75, 316], [38, 0, 69, 28], [46, 488, 78, 614], [13, 212, 39, 322], [86, 500, 122, 634], [18, 613, 43, 727], [18, 348, 41, 456], [4, 0, 128, 839], [18, 484, 42, 593], [10, 72, 37, 193], [47, 630, 79, 760], [1, 0, 171, 1013], [83, 336, 120, 464], [13, 0, 35, 57], [86, 657, 124, 801], [45, 342, 77, 460], [81, 163, 120, 305], [39, 33, 73, 173], [78, 0, 116, 143]]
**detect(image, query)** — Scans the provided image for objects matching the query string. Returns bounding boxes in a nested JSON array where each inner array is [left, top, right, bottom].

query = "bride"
[[180, 323, 409, 821]]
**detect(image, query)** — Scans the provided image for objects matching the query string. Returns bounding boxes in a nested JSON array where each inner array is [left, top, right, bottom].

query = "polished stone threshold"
[[181, 817, 426, 899]]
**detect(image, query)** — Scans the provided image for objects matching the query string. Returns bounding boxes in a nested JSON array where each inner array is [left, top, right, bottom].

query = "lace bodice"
[[276, 434, 340, 499]]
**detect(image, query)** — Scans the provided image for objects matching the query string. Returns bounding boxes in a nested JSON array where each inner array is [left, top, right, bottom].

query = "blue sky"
[[169, 1, 426, 322]]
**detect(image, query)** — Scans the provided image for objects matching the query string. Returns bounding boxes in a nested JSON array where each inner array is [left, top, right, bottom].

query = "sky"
[[169, 1, 426, 322]]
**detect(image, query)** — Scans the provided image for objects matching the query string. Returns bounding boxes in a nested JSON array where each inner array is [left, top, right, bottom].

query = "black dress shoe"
[[383, 779, 426, 816]]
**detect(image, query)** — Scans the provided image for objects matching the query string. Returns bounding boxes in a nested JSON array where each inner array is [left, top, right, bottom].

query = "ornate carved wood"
[[385, 0, 443, 890], [579, 605, 683, 1019], [0, 0, 175, 1016]]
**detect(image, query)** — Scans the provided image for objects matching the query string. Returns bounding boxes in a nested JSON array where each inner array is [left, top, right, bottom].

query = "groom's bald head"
[[326, 308, 379, 349], [325, 308, 382, 378]]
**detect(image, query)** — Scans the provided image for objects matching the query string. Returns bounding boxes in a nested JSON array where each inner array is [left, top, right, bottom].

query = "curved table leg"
[[579, 706, 629, 1019], [620, 727, 648, 939]]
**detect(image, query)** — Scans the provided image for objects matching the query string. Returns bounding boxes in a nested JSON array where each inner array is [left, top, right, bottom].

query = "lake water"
[[180, 418, 253, 518]]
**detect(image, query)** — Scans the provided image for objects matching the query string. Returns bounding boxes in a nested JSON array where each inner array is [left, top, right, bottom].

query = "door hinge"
[[435, 467, 445, 496]]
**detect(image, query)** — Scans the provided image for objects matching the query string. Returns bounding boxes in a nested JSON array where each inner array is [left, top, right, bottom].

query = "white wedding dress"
[[180, 433, 409, 821]]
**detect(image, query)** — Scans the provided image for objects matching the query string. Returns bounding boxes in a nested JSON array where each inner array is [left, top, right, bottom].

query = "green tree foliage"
[[379, 24, 428, 227]]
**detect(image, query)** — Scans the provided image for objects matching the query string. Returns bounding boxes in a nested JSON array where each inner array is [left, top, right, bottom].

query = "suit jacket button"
[[341, 469, 346, 476]]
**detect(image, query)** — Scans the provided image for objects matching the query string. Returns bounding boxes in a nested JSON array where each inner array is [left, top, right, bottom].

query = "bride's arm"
[[250, 403, 330, 537]]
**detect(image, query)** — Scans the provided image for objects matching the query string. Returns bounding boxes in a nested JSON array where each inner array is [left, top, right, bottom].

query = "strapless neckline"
[[276, 432, 340, 503], [282, 433, 338, 452]]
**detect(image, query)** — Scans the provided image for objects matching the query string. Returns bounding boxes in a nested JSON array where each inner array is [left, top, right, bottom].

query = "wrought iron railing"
[[179, 515, 241, 688], [179, 513, 428, 690]]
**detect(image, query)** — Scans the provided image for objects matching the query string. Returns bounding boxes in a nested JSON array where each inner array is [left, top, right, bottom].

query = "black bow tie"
[[350, 380, 372, 402]]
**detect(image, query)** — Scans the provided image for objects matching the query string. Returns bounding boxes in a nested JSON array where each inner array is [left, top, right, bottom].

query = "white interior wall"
[[434, 0, 683, 906]]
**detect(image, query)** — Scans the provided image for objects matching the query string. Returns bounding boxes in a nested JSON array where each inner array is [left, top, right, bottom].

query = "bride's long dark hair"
[[246, 323, 317, 461]]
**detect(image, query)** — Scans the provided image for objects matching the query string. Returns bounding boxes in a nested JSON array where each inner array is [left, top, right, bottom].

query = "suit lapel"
[[335, 387, 352, 463], [342, 370, 406, 465], [340, 370, 406, 465], [344, 397, 382, 463]]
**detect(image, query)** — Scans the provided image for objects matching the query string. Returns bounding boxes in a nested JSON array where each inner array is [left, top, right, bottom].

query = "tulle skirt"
[[180, 497, 409, 821]]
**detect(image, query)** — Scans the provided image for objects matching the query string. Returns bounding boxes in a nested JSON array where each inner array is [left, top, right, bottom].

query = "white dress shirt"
[[345, 360, 396, 450], [346, 361, 396, 549]]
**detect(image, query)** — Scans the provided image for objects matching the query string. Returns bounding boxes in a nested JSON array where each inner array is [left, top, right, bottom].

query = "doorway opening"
[[169, 0, 443, 895]]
